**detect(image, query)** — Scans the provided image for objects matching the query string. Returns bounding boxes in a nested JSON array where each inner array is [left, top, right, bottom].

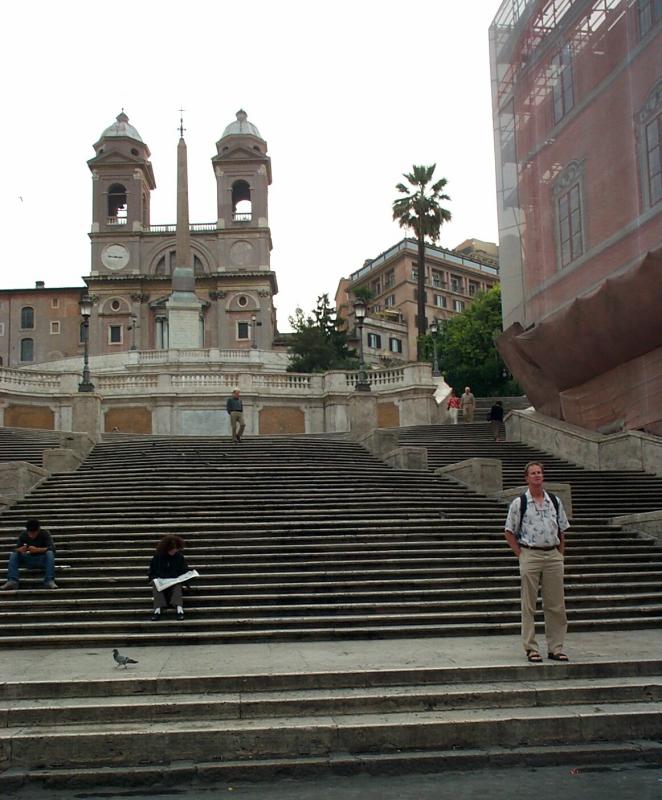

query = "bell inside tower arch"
[[108, 183, 128, 224], [232, 180, 251, 223]]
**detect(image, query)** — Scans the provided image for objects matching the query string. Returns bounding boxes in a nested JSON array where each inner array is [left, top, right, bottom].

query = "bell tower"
[[212, 110, 272, 271], [87, 111, 156, 276]]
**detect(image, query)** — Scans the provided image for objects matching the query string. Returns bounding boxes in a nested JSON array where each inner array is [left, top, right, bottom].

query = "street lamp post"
[[251, 314, 258, 349], [78, 294, 95, 393], [429, 318, 441, 378], [353, 299, 371, 392]]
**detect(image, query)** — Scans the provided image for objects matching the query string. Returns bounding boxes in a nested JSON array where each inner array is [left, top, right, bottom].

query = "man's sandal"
[[526, 651, 543, 663], [548, 652, 570, 662]]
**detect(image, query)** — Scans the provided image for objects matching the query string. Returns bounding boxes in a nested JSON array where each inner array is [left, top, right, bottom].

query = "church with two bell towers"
[[0, 109, 283, 369], [86, 109, 278, 356]]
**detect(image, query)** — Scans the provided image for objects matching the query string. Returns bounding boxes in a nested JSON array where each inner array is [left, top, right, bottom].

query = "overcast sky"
[[1, 0, 501, 331]]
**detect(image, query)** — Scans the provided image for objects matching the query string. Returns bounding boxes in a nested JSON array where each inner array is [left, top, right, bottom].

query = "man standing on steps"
[[461, 386, 475, 423], [226, 387, 246, 443], [1, 518, 57, 590], [504, 462, 570, 663]]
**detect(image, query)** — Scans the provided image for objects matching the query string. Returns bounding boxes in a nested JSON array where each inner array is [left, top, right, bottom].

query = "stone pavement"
[[2, 628, 661, 684]]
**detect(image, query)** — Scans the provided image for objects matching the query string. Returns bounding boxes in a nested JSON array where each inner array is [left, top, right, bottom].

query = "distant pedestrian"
[[488, 400, 504, 441], [504, 462, 570, 663], [461, 386, 476, 423], [226, 388, 246, 442], [447, 389, 461, 424], [1, 518, 57, 590]]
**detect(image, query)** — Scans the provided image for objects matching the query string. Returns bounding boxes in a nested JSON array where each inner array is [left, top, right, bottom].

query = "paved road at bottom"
[[6, 763, 662, 800]]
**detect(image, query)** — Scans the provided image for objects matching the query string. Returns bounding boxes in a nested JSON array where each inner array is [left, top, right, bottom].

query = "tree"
[[422, 286, 520, 396], [287, 294, 358, 373], [392, 164, 451, 356]]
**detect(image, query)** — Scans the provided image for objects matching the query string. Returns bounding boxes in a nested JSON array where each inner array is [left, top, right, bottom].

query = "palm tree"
[[392, 164, 451, 357]]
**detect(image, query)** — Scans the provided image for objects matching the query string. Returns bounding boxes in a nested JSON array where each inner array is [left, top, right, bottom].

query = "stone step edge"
[[4, 659, 662, 699], [4, 678, 662, 728], [3, 740, 662, 790]]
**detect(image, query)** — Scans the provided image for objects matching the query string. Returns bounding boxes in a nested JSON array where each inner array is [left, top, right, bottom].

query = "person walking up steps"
[[461, 386, 475, 423], [226, 388, 246, 443]]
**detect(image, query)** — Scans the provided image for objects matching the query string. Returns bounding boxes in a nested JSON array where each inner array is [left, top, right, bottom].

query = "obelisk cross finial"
[[178, 107, 186, 138]]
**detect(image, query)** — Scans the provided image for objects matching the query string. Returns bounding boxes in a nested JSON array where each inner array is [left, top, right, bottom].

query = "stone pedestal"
[[348, 394, 378, 440], [43, 448, 84, 473], [0, 461, 48, 509], [71, 394, 102, 439]]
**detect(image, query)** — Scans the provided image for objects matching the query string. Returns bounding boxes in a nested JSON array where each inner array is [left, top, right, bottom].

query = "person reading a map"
[[148, 535, 192, 621]]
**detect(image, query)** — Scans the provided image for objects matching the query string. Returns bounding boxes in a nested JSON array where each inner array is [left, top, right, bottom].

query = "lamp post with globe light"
[[353, 299, 371, 392], [78, 294, 95, 393]]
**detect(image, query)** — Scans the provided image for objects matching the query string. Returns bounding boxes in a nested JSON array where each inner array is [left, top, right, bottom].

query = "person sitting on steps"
[[1, 518, 57, 590], [148, 535, 190, 621]]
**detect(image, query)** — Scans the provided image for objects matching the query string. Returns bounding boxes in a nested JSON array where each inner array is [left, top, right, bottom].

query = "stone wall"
[[4, 404, 55, 430]]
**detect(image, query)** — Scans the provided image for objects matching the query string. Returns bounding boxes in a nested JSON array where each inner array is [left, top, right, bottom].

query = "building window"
[[384, 270, 395, 289], [411, 267, 418, 281], [20, 306, 34, 329], [389, 337, 403, 354], [20, 338, 34, 362], [51, 297, 60, 309], [371, 304, 381, 314], [107, 183, 128, 224], [432, 270, 443, 289], [50, 321, 60, 334], [450, 276, 462, 293], [238, 295, 248, 307], [551, 43, 574, 124], [645, 113, 662, 207], [237, 321, 250, 340], [469, 282, 479, 297], [453, 299, 465, 313], [553, 160, 586, 269], [367, 332, 382, 349], [370, 278, 381, 296], [384, 294, 396, 308], [638, 0, 662, 37], [108, 325, 122, 344], [231, 180, 252, 222], [558, 184, 584, 267], [434, 294, 447, 308]]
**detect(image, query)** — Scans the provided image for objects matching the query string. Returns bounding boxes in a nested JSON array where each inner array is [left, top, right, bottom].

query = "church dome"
[[221, 109, 262, 139], [100, 111, 144, 143]]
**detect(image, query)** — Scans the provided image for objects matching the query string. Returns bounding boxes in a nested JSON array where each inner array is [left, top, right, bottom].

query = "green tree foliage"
[[287, 294, 358, 373], [392, 164, 451, 353], [422, 286, 520, 396]]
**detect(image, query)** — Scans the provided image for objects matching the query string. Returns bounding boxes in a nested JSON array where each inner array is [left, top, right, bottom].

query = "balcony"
[[233, 212, 252, 223], [107, 217, 127, 226]]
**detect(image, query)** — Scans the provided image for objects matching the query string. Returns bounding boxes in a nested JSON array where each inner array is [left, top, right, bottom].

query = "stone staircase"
[[399, 423, 662, 519], [0, 426, 62, 467], [0, 432, 661, 648], [2, 657, 662, 789]]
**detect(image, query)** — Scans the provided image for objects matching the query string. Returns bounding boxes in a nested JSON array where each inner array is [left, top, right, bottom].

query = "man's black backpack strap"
[[517, 492, 560, 539]]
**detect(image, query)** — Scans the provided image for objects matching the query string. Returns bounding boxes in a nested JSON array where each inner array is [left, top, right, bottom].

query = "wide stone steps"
[[399, 424, 662, 518], [2, 430, 661, 647], [2, 659, 661, 787]]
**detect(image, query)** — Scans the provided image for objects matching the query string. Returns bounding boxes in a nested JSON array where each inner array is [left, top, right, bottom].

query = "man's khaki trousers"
[[519, 547, 567, 655]]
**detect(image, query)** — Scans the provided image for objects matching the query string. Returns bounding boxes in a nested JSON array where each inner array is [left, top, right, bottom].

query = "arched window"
[[154, 250, 205, 275], [20, 306, 34, 329], [20, 338, 34, 362], [108, 183, 128, 224], [232, 180, 252, 222]]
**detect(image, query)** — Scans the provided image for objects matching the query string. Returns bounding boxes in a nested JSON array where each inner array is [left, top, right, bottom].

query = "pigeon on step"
[[112, 649, 138, 669]]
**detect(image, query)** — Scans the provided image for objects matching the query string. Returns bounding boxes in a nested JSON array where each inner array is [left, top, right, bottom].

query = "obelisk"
[[166, 119, 203, 348]]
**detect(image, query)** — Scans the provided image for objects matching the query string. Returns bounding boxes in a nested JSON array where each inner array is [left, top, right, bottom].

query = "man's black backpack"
[[517, 492, 561, 539]]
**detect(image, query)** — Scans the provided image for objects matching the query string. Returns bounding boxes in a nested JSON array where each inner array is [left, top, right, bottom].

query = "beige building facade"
[[336, 238, 499, 365]]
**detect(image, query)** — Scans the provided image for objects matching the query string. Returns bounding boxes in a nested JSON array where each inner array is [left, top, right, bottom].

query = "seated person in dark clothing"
[[148, 535, 190, 621], [1, 518, 57, 590]]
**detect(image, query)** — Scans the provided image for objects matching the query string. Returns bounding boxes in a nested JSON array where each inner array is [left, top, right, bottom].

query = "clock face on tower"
[[101, 244, 130, 271]]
